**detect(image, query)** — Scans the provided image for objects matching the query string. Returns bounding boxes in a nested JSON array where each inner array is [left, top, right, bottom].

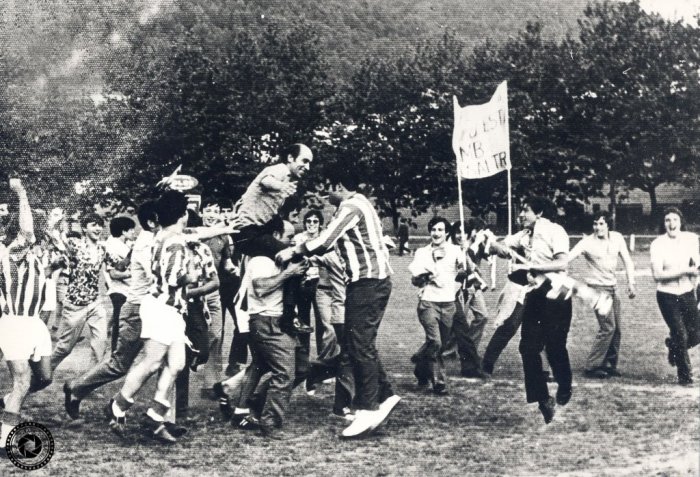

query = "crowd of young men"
[[0, 142, 698, 451]]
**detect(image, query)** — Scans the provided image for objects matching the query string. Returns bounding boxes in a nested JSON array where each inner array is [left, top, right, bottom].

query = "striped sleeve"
[[303, 205, 361, 256], [163, 242, 189, 287]]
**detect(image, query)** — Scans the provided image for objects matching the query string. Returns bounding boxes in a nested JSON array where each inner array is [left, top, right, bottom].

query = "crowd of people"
[[0, 143, 698, 452]]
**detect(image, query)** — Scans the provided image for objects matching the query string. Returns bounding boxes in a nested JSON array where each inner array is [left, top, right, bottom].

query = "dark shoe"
[[105, 400, 128, 438], [538, 396, 556, 424], [292, 318, 314, 334], [556, 387, 572, 406], [152, 422, 177, 444], [230, 410, 249, 426], [0, 396, 4, 409], [584, 368, 609, 379], [0, 447, 7, 459], [259, 425, 285, 440], [433, 383, 449, 396], [238, 415, 261, 431], [460, 369, 491, 380], [164, 422, 188, 438], [63, 383, 81, 420], [678, 377, 694, 387], [665, 338, 676, 367], [212, 382, 232, 421], [602, 368, 622, 378], [416, 378, 430, 388]]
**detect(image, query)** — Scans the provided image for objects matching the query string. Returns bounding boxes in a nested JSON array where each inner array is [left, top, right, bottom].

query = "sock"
[[147, 398, 170, 421], [113, 392, 134, 418], [1, 410, 21, 449], [233, 407, 250, 416]]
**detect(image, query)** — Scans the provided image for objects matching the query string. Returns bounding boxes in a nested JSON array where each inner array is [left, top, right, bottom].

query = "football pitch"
[[1, 252, 698, 476]]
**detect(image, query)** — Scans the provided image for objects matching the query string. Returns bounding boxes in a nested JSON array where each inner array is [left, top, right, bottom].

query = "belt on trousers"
[[317, 285, 333, 291]]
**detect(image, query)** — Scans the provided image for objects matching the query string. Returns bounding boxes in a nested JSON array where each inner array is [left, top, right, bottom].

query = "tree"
[[570, 1, 700, 221]]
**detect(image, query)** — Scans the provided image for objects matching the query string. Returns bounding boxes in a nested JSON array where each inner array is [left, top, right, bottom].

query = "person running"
[[106, 191, 197, 443], [650, 207, 700, 386], [568, 212, 636, 378]]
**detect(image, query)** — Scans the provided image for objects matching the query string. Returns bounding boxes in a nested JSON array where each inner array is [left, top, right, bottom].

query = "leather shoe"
[[538, 396, 556, 424], [64, 383, 81, 420], [556, 387, 572, 406], [584, 368, 609, 379]]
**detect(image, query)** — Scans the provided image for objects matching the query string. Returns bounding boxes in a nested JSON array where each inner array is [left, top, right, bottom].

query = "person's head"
[[201, 200, 221, 227], [81, 213, 104, 241], [269, 216, 296, 246], [427, 216, 450, 246], [109, 216, 137, 241], [156, 190, 189, 230], [327, 166, 361, 206], [591, 211, 611, 239], [279, 196, 302, 224], [283, 143, 313, 179], [450, 221, 463, 244], [186, 209, 203, 228], [661, 206, 685, 237], [465, 217, 486, 238], [519, 196, 552, 229], [303, 210, 324, 235], [137, 201, 159, 232]]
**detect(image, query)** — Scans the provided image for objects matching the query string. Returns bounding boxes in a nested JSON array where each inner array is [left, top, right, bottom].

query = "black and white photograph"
[[0, 0, 699, 475]]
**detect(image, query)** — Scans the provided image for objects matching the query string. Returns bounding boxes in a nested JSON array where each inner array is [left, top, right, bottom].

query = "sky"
[[638, 0, 700, 24]]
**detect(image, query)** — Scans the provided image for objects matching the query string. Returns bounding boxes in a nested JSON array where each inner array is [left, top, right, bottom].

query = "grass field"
[[1, 252, 698, 476]]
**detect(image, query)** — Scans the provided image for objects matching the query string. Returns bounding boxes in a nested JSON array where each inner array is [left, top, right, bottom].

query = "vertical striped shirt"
[[303, 193, 391, 282], [151, 230, 192, 311], [0, 250, 47, 317]]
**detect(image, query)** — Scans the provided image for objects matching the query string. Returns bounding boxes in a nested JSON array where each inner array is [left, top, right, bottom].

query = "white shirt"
[[246, 256, 284, 317], [409, 242, 462, 302], [570, 231, 627, 287], [104, 236, 132, 296], [650, 231, 699, 295]]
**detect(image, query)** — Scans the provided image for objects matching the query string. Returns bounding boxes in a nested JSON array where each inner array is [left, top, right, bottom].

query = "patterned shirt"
[[303, 193, 391, 282], [65, 238, 107, 306], [151, 230, 192, 312], [0, 249, 47, 317], [189, 241, 218, 289]]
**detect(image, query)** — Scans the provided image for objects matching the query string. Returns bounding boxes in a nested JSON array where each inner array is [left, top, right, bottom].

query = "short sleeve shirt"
[[127, 230, 155, 304], [409, 242, 462, 302], [104, 236, 132, 296], [571, 231, 626, 287], [246, 256, 284, 317], [650, 231, 700, 295], [234, 163, 293, 227]]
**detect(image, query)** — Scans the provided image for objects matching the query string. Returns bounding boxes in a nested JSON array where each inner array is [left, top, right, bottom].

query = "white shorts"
[[0, 314, 52, 362], [139, 295, 186, 346]]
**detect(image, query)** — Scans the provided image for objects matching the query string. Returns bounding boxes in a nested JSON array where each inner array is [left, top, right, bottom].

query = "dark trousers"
[[482, 302, 525, 374], [519, 286, 572, 403], [109, 293, 127, 352], [413, 300, 455, 388], [657, 291, 700, 382], [240, 314, 297, 428], [451, 290, 489, 373], [345, 277, 394, 410], [176, 299, 211, 413], [225, 276, 249, 369], [70, 301, 142, 400], [305, 323, 355, 413]]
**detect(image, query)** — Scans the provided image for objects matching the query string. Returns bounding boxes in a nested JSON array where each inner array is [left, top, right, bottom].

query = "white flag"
[[452, 81, 511, 179]]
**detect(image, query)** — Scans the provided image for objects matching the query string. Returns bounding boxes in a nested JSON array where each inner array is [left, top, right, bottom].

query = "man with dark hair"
[[50, 211, 109, 372], [104, 216, 137, 351], [107, 191, 198, 443], [0, 179, 53, 457], [64, 202, 159, 420], [276, 168, 400, 438], [490, 196, 573, 424], [409, 216, 464, 395]]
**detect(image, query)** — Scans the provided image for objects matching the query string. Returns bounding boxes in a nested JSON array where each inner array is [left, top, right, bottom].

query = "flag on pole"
[[453, 81, 511, 179]]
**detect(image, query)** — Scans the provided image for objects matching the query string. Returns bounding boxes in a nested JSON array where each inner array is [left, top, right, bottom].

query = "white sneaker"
[[372, 395, 401, 430], [340, 409, 378, 438]]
